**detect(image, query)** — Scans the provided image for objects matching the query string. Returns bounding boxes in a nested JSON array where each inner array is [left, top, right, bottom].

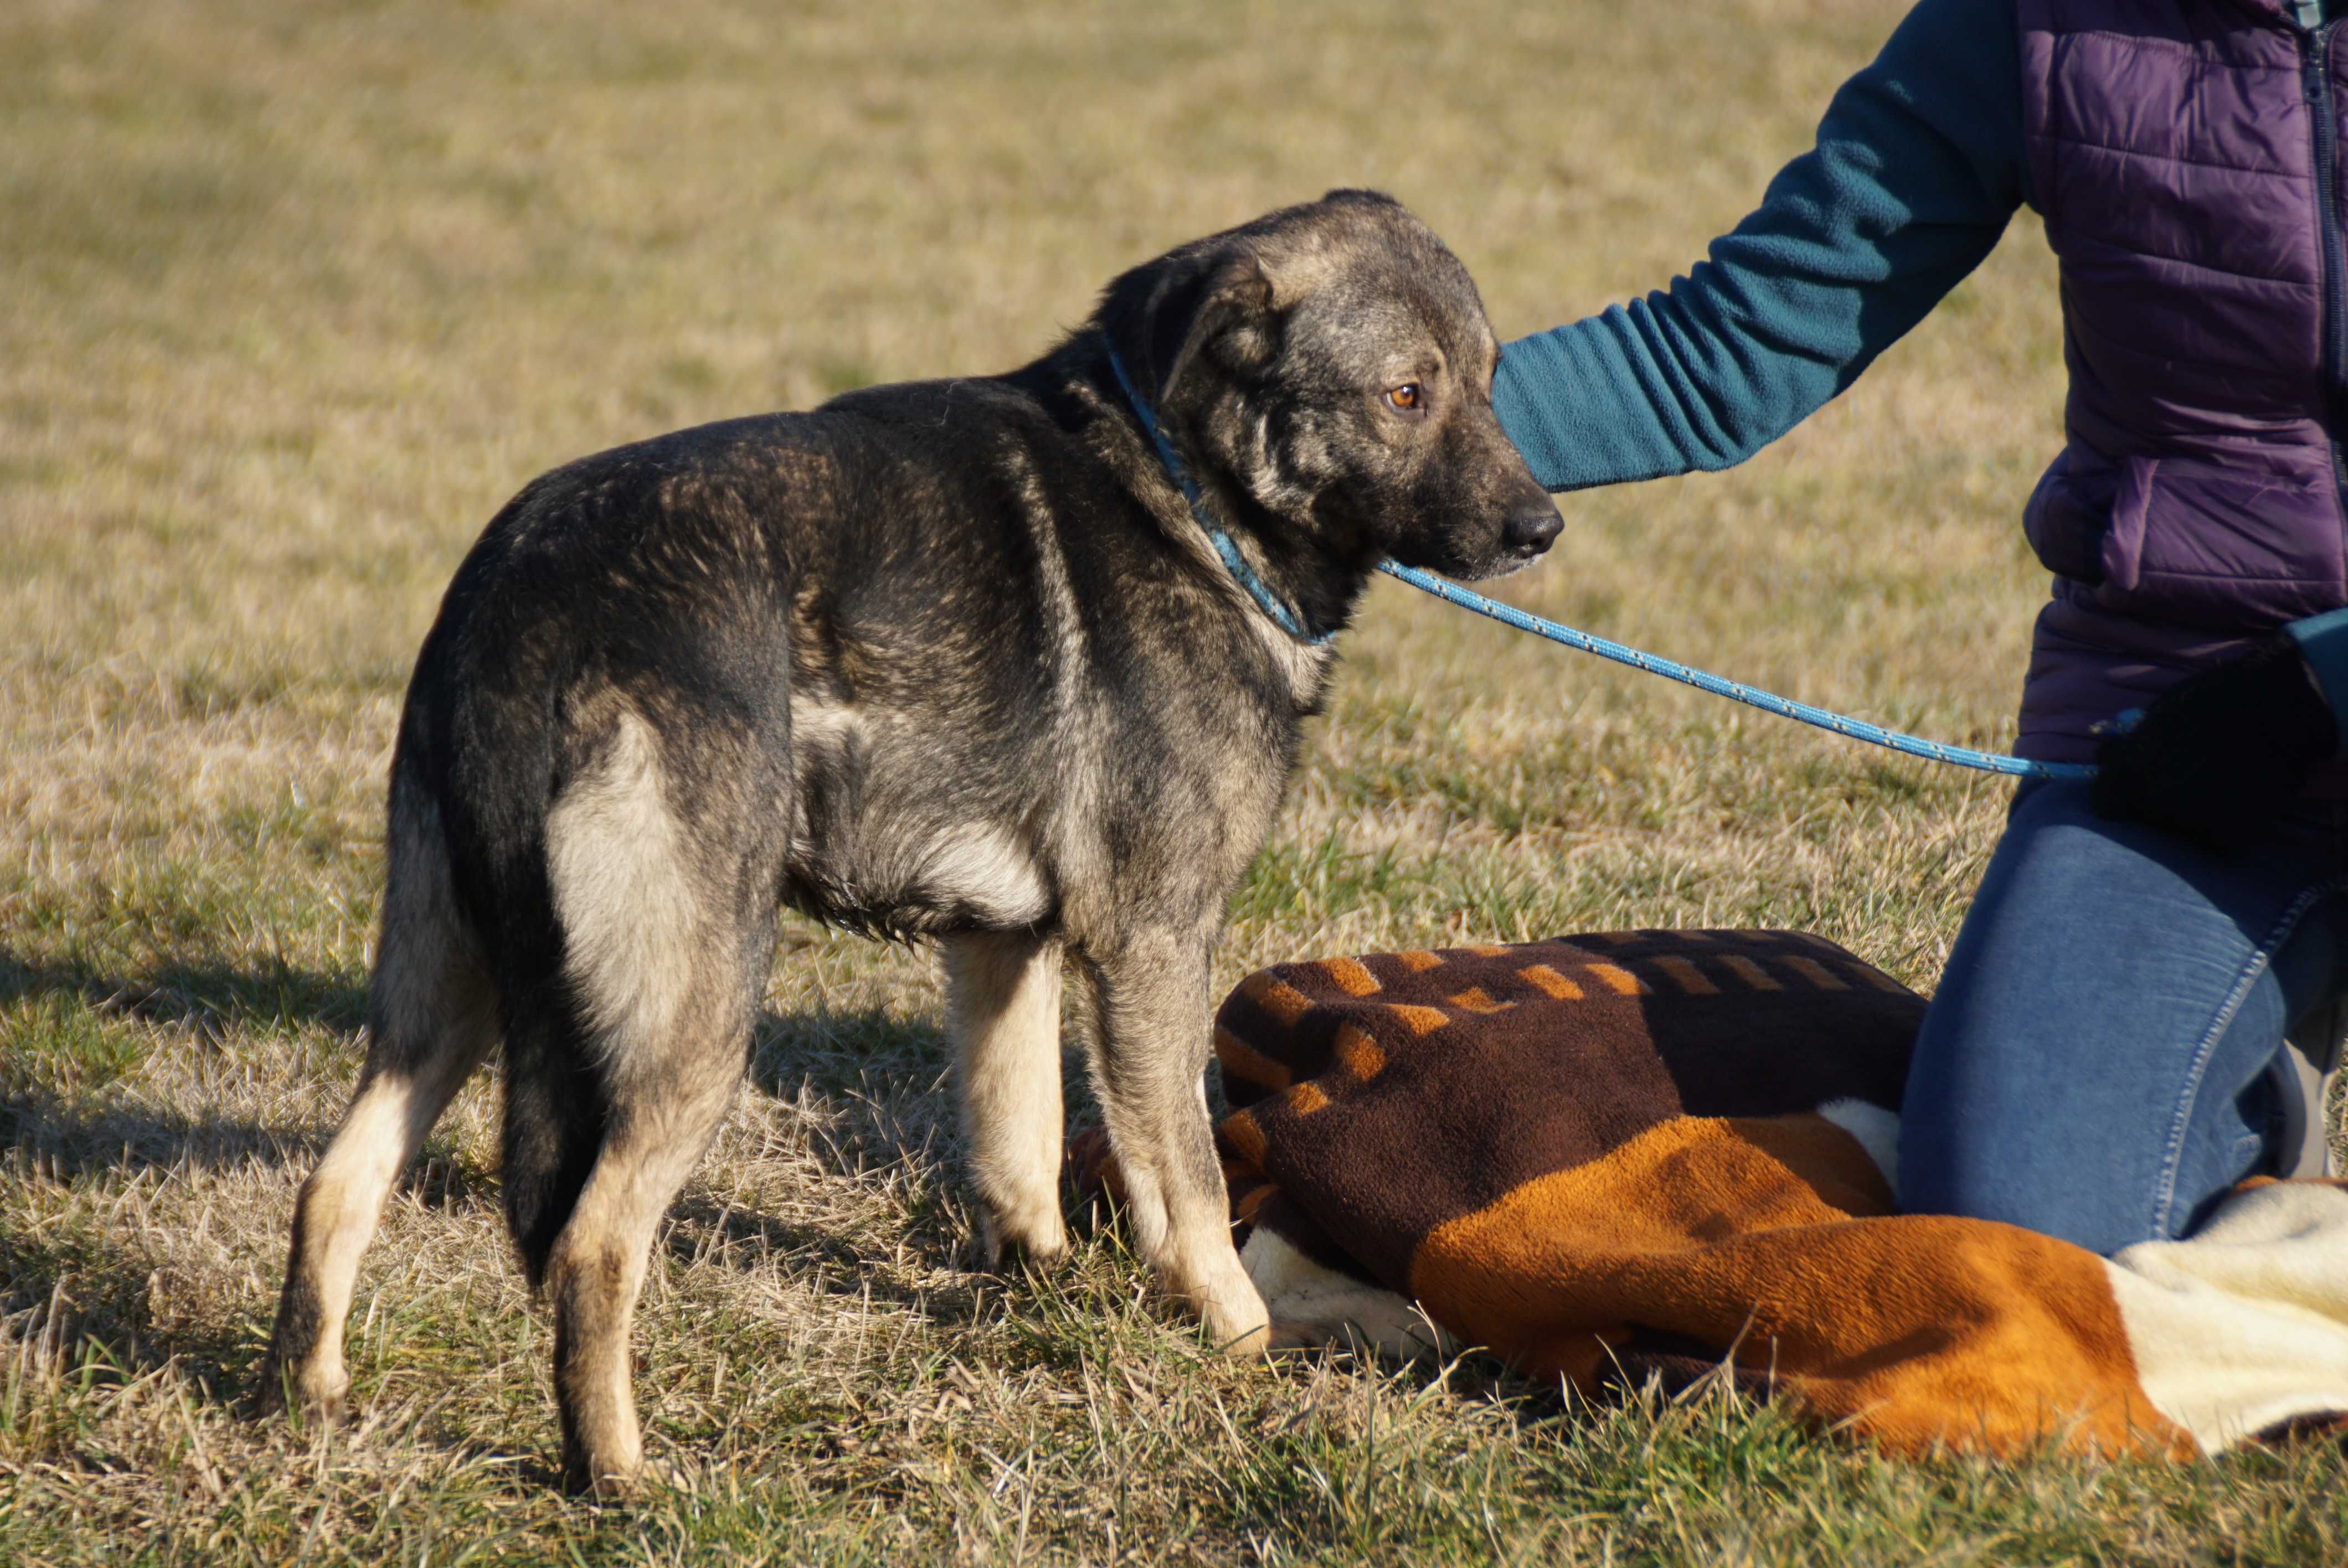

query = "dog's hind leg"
[[259, 785, 498, 1422], [528, 707, 768, 1495], [945, 931, 1068, 1266], [1077, 933, 1270, 1353], [539, 1049, 739, 1495]]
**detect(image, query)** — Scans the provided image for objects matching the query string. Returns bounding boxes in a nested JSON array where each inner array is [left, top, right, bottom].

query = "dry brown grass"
[[4, 0, 2343, 1561]]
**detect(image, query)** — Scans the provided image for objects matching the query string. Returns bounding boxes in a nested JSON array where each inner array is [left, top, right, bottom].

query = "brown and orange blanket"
[[1191, 930, 2348, 1458]]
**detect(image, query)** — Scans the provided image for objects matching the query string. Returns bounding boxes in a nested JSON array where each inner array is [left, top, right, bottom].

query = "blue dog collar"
[[1100, 339, 1332, 647]]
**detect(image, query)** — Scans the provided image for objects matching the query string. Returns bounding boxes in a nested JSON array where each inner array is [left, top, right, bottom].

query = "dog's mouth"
[[1447, 550, 1543, 582], [1436, 514, 1563, 582]]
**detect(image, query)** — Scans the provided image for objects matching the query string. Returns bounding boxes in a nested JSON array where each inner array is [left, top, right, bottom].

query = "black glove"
[[2090, 635, 2339, 852]]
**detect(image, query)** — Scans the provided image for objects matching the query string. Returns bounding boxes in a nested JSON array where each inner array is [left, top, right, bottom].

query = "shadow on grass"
[[2, 945, 993, 1307], [744, 1002, 960, 1181], [662, 1192, 907, 1286], [0, 1097, 326, 1179], [0, 1225, 263, 1384], [0, 951, 368, 1041], [1, 949, 361, 1177]]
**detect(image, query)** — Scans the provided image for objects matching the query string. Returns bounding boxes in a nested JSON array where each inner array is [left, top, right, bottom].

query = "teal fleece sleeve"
[[1492, 0, 2026, 492]]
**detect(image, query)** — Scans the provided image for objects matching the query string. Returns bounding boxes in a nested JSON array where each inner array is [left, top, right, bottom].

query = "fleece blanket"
[[1197, 930, 2348, 1458]]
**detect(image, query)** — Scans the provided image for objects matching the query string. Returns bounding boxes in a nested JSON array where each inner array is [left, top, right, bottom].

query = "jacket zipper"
[[2305, 24, 2348, 572]]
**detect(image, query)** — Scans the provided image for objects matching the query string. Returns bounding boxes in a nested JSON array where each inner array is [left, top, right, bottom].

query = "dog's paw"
[[1198, 1285, 1273, 1358], [975, 1206, 1071, 1273], [559, 1448, 647, 1503], [250, 1355, 347, 1428]]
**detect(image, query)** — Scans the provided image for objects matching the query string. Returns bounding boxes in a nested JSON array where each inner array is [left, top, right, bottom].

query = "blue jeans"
[[1899, 779, 2348, 1256]]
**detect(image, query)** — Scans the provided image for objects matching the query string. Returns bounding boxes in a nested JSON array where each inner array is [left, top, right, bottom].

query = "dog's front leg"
[[1077, 933, 1270, 1353], [945, 931, 1069, 1265]]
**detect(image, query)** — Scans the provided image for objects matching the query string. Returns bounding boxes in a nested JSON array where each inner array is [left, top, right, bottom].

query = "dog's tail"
[[393, 641, 611, 1289], [499, 1016, 608, 1288], [442, 711, 610, 1293]]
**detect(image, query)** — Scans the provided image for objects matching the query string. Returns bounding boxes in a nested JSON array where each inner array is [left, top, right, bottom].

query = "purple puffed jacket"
[[2016, 0, 2348, 763]]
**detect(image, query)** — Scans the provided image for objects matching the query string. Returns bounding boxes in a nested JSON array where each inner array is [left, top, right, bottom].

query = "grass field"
[[5, 0, 2345, 1561]]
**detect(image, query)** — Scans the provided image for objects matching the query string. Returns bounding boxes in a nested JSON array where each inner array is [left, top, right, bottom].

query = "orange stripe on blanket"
[[1240, 972, 1317, 1023], [1464, 945, 1511, 958], [1585, 962, 1649, 996], [1219, 1109, 1268, 1167], [1319, 956, 1382, 997], [1334, 1023, 1387, 1081], [1844, 962, 1914, 996], [1720, 956, 1782, 991], [1394, 950, 1445, 973], [1213, 1027, 1293, 1092], [1284, 1081, 1331, 1115], [1781, 956, 1848, 991], [1651, 956, 1718, 996], [1518, 964, 1584, 1000], [1385, 1003, 1450, 1036], [1406, 1115, 2191, 1459], [1447, 987, 1513, 1014], [1235, 1183, 1279, 1224]]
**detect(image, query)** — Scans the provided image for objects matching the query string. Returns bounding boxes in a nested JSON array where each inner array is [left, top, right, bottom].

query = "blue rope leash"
[[1100, 333, 2084, 781], [1103, 342, 1335, 646], [1375, 560, 2094, 781]]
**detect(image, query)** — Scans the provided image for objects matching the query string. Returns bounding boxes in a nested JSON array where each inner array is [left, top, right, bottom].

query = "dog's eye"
[[1383, 383, 1425, 416]]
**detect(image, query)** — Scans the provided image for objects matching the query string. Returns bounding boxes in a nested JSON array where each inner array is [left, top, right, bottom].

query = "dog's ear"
[[1158, 254, 1279, 403], [1102, 246, 1281, 409]]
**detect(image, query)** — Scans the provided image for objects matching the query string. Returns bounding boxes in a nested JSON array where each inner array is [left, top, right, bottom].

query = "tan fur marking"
[[545, 1074, 737, 1494], [924, 824, 1051, 925], [545, 709, 702, 1058], [946, 932, 1069, 1263], [264, 783, 496, 1426]]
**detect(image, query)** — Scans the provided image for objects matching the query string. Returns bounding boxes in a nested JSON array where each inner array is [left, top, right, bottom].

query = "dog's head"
[[1098, 189, 1558, 582]]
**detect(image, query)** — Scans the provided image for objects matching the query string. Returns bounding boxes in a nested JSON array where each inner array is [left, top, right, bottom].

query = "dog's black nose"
[[1503, 504, 1562, 555]]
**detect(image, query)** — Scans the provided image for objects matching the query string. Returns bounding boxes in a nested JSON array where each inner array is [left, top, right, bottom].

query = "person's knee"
[[1898, 1157, 2146, 1255]]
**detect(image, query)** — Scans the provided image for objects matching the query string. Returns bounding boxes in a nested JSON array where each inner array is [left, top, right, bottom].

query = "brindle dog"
[[257, 189, 1559, 1493]]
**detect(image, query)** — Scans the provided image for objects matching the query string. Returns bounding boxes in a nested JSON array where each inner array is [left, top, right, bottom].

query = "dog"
[[256, 189, 1559, 1493]]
